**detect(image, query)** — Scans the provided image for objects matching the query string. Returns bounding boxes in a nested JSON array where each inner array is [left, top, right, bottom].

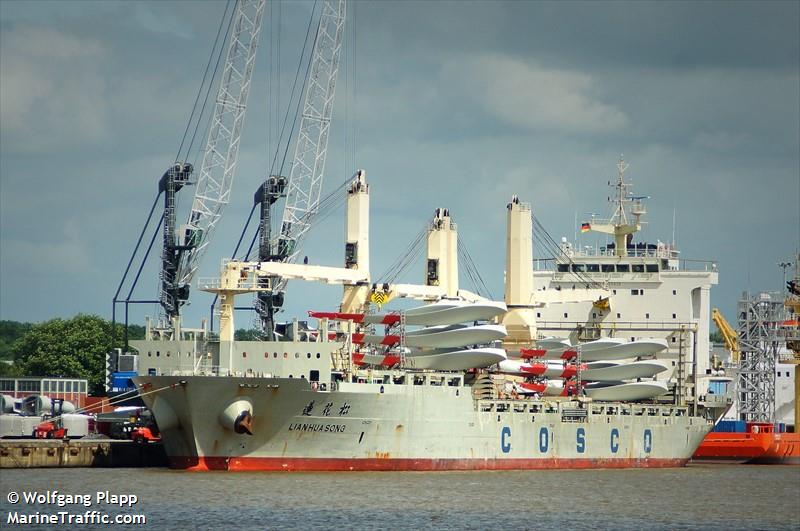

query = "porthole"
[[295, 353, 300, 359], [243, 352, 247, 358], [316, 353, 321, 359], [284, 353, 288, 358], [307, 353, 311, 359]]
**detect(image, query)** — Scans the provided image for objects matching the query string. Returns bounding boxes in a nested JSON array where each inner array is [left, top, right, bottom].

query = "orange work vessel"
[[694, 422, 800, 464]]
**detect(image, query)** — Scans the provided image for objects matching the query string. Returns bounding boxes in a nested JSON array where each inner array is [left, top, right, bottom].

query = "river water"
[[1, 464, 798, 530]]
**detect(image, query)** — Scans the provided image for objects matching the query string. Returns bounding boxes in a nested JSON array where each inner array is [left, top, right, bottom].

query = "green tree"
[[235, 328, 263, 341], [11, 314, 114, 395], [0, 320, 33, 360]]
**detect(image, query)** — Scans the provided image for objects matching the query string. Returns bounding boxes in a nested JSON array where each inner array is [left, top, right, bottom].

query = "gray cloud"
[[1, 0, 798, 326]]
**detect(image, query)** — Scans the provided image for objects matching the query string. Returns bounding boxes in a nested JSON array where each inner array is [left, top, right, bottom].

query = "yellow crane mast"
[[712, 308, 740, 363]]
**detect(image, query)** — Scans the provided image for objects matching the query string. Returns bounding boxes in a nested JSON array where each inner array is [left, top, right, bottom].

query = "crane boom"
[[160, 0, 266, 319], [254, 0, 346, 336], [276, 0, 346, 261], [712, 307, 740, 363]]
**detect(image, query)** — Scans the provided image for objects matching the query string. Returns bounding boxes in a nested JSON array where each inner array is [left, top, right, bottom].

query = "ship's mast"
[[584, 156, 647, 257]]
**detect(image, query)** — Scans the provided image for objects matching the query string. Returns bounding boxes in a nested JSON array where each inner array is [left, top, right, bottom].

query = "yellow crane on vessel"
[[712, 308, 740, 363]]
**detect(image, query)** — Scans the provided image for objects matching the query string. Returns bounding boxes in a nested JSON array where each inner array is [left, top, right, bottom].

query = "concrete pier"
[[0, 439, 167, 468]]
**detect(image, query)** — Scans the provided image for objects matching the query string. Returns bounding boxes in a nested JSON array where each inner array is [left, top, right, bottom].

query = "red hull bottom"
[[170, 456, 688, 471]]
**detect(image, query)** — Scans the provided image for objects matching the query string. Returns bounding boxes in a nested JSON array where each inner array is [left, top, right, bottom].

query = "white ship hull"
[[133, 374, 712, 471]]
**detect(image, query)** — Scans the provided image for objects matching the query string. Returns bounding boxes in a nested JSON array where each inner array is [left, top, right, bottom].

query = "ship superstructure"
[[530, 158, 719, 411]]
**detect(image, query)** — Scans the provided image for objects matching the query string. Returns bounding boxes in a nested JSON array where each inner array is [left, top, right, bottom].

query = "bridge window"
[[571, 264, 585, 273], [616, 265, 630, 272], [586, 264, 600, 272], [632, 264, 644, 273], [646, 264, 659, 273], [601, 264, 614, 272], [557, 264, 569, 272]]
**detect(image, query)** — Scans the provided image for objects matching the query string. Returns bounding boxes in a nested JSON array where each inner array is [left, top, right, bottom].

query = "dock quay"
[[0, 439, 167, 469]]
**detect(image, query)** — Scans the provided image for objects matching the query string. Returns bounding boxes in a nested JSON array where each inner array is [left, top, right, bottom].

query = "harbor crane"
[[116, 0, 346, 343], [253, 0, 346, 338], [159, 0, 266, 328], [114, 0, 266, 344]]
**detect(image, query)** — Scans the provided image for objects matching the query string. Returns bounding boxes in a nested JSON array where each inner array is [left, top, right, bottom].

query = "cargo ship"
[[131, 163, 728, 471]]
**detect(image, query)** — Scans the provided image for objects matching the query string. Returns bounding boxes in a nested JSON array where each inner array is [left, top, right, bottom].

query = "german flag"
[[580, 222, 591, 233]]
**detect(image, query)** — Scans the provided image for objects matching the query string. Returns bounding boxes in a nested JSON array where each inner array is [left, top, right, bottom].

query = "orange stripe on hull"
[[170, 456, 688, 472]]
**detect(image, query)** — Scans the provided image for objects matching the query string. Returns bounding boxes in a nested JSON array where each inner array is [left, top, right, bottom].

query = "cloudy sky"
[[1, 0, 798, 329]]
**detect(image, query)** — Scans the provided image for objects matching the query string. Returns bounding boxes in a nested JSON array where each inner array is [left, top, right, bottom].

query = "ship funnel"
[[219, 398, 254, 435]]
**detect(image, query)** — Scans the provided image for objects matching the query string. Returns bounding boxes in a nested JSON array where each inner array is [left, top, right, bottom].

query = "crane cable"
[[40, 381, 186, 427], [532, 214, 603, 289], [457, 234, 494, 299], [176, 0, 235, 164], [271, 0, 319, 179], [378, 223, 429, 284]]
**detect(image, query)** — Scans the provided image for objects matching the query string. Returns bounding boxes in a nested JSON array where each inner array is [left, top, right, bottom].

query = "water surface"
[[1, 464, 798, 529]]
